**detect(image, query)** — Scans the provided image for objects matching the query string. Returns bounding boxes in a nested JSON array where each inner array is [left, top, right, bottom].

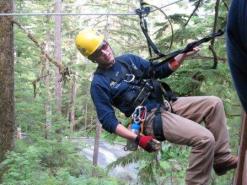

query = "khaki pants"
[[144, 96, 231, 185]]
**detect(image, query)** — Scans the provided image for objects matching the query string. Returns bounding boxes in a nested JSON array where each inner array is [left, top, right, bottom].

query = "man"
[[75, 29, 237, 185], [226, 1, 247, 184], [227, 0, 247, 112]]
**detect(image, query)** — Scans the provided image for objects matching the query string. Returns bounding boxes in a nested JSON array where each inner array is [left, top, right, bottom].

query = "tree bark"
[[233, 112, 247, 185], [92, 120, 101, 176], [0, 0, 15, 163], [69, 77, 77, 131], [54, 0, 62, 113], [209, 0, 220, 69], [43, 50, 52, 139], [84, 103, 88, 129]]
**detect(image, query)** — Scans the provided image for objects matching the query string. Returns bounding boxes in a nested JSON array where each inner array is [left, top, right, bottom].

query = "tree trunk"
[[43, 52, 52, 139], [41, 15, 53, 139], [84, 103, 88, 129], [210, 0, 220, 69], [233, 112, 247, 185], [0, 0, 15, 163], [54, 0, 62, 113], [92, 120, 101, 176], [69, 77, 77, 131]]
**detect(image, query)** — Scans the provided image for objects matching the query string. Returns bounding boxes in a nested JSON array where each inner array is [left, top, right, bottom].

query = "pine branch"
[[107, 150, 156, 171], [139, 161, 160, 185], [222, 0, 229, 10], [13, 20, 72, 81], [184, 0, 203, 27], [187, 54, 227, 63], [209, 45, 218, 69], [32, 73, 51, 98]]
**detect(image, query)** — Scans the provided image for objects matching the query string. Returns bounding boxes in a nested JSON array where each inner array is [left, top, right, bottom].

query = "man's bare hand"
[[184, 47, 200, 57]]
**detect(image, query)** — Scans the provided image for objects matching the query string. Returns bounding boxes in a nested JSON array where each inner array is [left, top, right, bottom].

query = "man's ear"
[[88, 56, 96, 63]]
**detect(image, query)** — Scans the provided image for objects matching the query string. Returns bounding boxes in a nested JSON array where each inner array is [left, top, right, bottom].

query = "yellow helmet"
[[75, 29, 104, 57]]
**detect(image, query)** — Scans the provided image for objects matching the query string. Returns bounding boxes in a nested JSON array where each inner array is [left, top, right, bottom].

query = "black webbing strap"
[[160, 81, 177, 102], [136, 1, 224, 62], [136, 1, 165, 58], [151, 81, 177, 141], [152, 29, 225, 68], [152, 104, 166, 141]]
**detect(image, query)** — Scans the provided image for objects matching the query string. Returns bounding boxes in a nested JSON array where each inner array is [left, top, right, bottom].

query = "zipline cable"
[[0, 12, 137, 16], [0, 0, 183, 16]]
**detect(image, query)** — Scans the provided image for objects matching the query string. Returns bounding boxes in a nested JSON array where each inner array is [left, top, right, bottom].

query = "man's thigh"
[[171, 96, 222, 123], [161, 111, 213, 146]]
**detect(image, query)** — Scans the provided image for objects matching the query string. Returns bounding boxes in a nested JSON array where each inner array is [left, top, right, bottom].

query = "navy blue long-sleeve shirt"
[[227, 0, 247, 112], [90, 54, 173, 133]]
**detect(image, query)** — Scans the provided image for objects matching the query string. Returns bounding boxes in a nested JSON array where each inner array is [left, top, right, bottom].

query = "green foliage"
[[107, 143, 190, 185], [106, 59, 239, 184], [9, 0, 241, 184], [1, 138, 121, 185]]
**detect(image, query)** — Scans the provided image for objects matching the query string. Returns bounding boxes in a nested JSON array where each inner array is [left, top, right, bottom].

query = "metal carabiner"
[[132, 106, 147, 122], [124, 74, 135, 83]]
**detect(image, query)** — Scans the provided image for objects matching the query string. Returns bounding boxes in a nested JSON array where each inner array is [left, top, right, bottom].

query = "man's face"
[[88, 41, 115, 68]]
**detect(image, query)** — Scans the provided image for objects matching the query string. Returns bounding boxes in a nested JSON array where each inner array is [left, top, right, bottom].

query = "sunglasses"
[[88, 41, 109, 61]]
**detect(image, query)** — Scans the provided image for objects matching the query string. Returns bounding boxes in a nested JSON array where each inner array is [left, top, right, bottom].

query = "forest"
[[0, 0, 243, 185]]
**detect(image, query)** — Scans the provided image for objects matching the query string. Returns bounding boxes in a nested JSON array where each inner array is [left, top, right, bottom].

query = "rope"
[[150, 0, 184, 13]]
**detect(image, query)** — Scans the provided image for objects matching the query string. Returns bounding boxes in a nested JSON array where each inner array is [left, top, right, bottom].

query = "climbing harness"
[[95, 58, 174, 142], [95, 59, 176, 117]]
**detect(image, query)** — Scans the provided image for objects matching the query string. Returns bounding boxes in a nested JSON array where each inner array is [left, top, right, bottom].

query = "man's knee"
[[206, 96, 224, 111], [208, 96, 223, 105], [194, 132, 215, 150]]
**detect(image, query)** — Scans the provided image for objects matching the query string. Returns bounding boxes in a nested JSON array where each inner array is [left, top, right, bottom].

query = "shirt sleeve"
[[152, 61, 174, 79], [90, 77, 119, 133]]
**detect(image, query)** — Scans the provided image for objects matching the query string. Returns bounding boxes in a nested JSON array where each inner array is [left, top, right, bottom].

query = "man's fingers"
[[186, 47, 200, 56], [150, 139, 161, 151]]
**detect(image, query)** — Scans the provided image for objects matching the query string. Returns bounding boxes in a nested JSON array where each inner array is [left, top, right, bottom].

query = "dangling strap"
[[152, 104, 166, 141]]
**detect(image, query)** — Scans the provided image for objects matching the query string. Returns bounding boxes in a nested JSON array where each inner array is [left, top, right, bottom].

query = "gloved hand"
[[135, 135, 161, 152]]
